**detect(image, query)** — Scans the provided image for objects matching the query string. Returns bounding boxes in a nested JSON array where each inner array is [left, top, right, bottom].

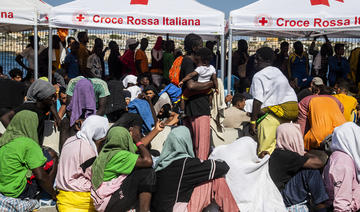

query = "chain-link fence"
[[1, 29, 360, 77]]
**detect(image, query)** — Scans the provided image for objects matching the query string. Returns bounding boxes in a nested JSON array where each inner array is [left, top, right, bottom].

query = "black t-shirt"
[[0, 79, 26, 110], [180, 56, 210, 117], [297, 88, 312, 102], [269, 149, 309, 190], [14, 103, 46, 146], [152, 158, 229, 212]]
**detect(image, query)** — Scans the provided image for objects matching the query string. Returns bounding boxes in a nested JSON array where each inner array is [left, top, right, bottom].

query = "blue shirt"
[[64, 53, 79, 79]]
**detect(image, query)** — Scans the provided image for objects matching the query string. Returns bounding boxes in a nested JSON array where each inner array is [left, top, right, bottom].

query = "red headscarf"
[[153, 36, 163, 51]]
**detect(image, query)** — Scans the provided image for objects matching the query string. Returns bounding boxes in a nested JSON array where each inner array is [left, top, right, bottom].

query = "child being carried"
[[178, 47, 218, 115]]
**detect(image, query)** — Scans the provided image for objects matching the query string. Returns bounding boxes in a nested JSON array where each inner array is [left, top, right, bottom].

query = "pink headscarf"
[[276, 123, 306, 155]]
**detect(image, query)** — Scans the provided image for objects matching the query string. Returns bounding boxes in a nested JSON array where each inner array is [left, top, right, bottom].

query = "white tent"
[[0, 0, 51, 32], [49, 0, 226, 81], [226, 0, 360, 93], [229, 0, 360, 38]]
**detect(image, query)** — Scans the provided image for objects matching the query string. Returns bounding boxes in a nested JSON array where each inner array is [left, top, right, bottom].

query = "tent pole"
[[220, 34, 225, 83], [34, 11, 38, 80], [227, 29, 233, 95], [48, 27, 53, 82], [215, 37, 219, 71]]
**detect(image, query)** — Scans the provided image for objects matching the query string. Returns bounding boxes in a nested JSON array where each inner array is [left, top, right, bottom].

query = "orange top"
[[135, 49, 149, 73]]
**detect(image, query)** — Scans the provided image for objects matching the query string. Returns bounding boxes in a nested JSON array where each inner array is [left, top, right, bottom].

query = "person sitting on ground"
[[328, 44, 350, 87], [267, 123, 328, 211], [223, 93, 250, 128], [297, 77, 324, 102], [63, 41, 80, 79], [60, 78, 97, 151], [135, 38, 149, 74], [0, 79, 58, 146], [137, 73, 152, 90], [304, 96, 346, 150], [178, 47, 218, 115], [323, 122, 360, 212], [57, 86, 67, 120], [0, 110, 57, 211], [333, 79, 358, 122], [9, 68, 23, 82], [249, 47, 298, 155], [288, 41, 310, 88], [91, 127, 156, 212], [152, 126, 239, 212], [143, 85, 159, 106], [56, 115, 109, 212], [123, 74, 142, 101], [297, 86, 344, 136]]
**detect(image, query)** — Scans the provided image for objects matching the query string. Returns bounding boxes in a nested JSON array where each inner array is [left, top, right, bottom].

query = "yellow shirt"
[[333, 93, 358, 122]]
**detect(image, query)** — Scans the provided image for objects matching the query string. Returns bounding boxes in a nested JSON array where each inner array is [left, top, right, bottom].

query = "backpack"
[[169, 56, 183, 86]]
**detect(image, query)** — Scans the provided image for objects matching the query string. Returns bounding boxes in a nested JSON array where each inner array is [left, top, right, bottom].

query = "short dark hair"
[[232, 93, 246, 105], [9, 68, 23, 78], [336, 79, 351, 92], [256, 47, 275, 63], [280, 41, 289, 49], [335, 43, 345, 52], [319, 86, 333, 95], [59, 86, 67, 95], [195, 47, 213, 64], [77, 31, 87, 42], [237, 39, 248, 53], [293, 41, 303, 50], [113, 113, 143, 130], [184, 33, 202, 54], [67, 36, 75, 44]]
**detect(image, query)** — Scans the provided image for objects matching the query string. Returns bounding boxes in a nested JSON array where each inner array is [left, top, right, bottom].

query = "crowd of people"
[[0, 31, 359, 212]]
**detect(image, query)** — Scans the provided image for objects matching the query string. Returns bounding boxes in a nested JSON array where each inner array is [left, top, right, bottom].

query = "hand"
[[178, 81, 184, 88], [46, 147, 59, 162], [259, 151, 269, 159], [225, 94, 233, 104], [249, 123, 257, 136], [215, 89, 219, 94], [74, 119, 84, 131], [155, 120, 165, 132]]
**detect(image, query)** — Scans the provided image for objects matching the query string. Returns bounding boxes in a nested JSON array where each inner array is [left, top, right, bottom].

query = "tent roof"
[[229, 0, 360, 38], [49, 0, 225, 35], [0, 0, 51, 32]]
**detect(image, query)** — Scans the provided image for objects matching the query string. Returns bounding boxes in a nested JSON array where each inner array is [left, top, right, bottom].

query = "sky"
[[43, 0, 257, 17]]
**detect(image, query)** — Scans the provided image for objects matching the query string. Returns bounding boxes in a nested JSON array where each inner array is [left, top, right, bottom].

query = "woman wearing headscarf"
[[143, 85, 159, 106], [60, 78, 97, 151], [0, 79, 57, 146], [152, 126, 238, 212], [91, 127, 156, 212], [323, 122, 360, 212], [210, 136, 286, 212], [0, 110, 57, 210], [304, 96, 346, 150], [150, 36, 164, 87], [268, 123, 328, 212], [123, 75, 142, 101], [56, 115, 109, 212]]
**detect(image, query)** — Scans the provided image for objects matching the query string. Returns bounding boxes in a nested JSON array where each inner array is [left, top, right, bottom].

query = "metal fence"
[[1, 29, 360, 77]]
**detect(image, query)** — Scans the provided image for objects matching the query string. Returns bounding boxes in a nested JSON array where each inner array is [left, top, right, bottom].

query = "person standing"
[[107, 41, 122, 80], [250, 47, 298, 155], [87, 39, 104, 78], [16, 36, 46, 74], [120, 38, 139, 77], [77, 32, 90, 76], [288, 41, 310, 88], [150, 36, 164, 87], [274, 41, 289, 78], [328, 44, 350, 87], [63, 41, 80, 79], [135, 38, 149, 74], [162, 40, 175, 81]]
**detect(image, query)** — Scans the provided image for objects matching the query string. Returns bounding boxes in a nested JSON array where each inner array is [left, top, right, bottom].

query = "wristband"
[[136, 141, 143, 147], [250, 121, 256, 125]]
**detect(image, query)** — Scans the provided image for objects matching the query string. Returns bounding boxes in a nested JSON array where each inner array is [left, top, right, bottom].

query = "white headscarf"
[[122, 75, 137, 88], [332, 122, 360, 181], [209, 137, 287, 212], [154, 92, 172, 115], [76, 115, 109, 156], [126, 86, 142, 101]]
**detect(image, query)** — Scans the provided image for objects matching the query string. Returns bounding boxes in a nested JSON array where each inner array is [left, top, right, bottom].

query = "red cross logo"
[[130, 0, 149, 5], [259, 17, 268, 26], [76, 14, 85, 22], [72, 11, 88, 25], [254, 15, 272, 27], [310, 0, 344, 6]]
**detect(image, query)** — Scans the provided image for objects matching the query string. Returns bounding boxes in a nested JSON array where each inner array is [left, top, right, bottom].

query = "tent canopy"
[[0, 0, 51, 32], [230, 0, 360, 38], [49, 0, 225, 35]]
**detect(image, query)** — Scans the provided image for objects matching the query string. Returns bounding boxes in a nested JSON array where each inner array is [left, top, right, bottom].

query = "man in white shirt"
[[15, 36, 45, 73], [249, 47, 298, 155]]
